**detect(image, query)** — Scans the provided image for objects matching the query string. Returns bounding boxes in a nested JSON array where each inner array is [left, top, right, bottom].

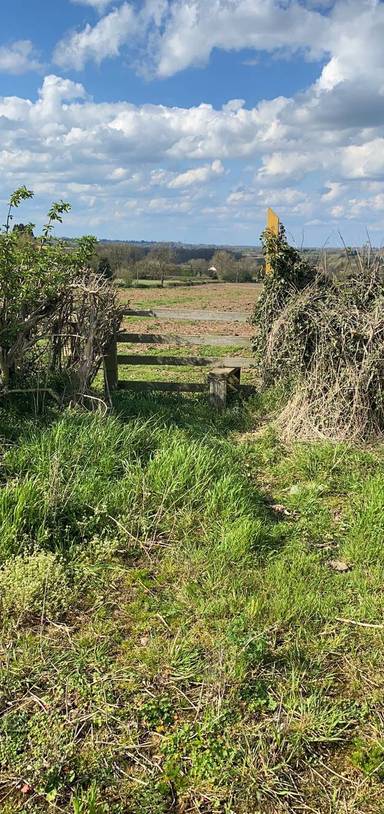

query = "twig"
[[335, 616, 384, 629]]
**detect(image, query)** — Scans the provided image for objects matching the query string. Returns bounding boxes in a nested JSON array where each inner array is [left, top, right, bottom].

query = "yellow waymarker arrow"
[[266, 207, 280, 275]]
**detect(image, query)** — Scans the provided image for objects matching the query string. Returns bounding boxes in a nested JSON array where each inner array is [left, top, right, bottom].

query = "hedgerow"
[[252, 227, 384, 440], [0, 187, 119, 401]]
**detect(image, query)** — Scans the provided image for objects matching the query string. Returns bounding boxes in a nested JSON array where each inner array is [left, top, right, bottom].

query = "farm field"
[[120, 282, 262, 314]]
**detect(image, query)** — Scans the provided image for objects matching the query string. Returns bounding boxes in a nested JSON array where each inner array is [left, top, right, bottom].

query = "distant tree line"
[[95, 242, 264, 285]]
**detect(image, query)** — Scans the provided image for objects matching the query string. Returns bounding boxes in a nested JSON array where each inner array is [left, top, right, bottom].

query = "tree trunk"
[[0, 348, 10, 387]]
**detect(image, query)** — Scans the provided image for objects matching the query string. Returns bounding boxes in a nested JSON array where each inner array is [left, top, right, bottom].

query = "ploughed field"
[[121, 281, 261, 314]]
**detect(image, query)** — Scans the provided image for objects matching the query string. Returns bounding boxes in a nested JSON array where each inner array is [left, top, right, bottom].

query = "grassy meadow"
[[1, 283, 384, 813]]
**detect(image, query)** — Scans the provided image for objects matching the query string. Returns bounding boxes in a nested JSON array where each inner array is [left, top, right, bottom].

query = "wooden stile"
[[105, 288, 259, 406], [208, 367, 241, 410], [104, 332, 118, 392], [122, 307, 248, 323], [117, 354, 254, 368]]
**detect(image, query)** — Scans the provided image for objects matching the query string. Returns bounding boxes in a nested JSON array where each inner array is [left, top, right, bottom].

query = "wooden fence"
[[104, 307, 256, 408]]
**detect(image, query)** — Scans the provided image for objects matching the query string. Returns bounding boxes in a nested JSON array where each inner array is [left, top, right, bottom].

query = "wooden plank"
[[117, 354, 254, 368], [118, 381, 206, 393], [118, 332, 252, 348], [117, 379, 256, 397], [266, 207, 280, 275], [104, 334, 118, 393], [122, 308, 249, 323]]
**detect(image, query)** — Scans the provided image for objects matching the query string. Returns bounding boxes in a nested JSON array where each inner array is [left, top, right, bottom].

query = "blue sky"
[[0, 0, 384, 246]]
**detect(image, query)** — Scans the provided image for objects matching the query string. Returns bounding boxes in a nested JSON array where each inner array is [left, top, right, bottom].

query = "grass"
[[1, 392, 384, 812]]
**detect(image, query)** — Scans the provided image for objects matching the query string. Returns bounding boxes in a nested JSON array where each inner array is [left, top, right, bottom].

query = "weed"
[[351, 739, 384, 780], [0, 550, 70, 627]]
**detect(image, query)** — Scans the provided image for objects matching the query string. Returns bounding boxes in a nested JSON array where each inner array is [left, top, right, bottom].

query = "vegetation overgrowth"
[[1, 391, 384, 812], [0, 189, 118, 400], [252, 227, 384, 440]]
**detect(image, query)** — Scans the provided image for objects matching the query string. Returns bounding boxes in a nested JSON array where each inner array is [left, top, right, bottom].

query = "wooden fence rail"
[[117, 355, 254, 368], [122, 308, 249, 323], [118, 333, 251, 347]]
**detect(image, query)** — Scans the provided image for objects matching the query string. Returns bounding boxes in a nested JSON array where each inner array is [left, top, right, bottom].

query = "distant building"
[[208, 266, 217, 273]]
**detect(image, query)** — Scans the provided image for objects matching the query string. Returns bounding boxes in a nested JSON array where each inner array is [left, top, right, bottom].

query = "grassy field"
[[1, 385, 384, 813]]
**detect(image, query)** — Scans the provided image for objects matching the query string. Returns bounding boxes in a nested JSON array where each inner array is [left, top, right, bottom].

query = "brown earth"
[[119, 282, 261, 339]]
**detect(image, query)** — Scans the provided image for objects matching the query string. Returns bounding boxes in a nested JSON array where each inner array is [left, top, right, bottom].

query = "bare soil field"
[[119, 282, 261, 340], [120, 281, 261, 312]]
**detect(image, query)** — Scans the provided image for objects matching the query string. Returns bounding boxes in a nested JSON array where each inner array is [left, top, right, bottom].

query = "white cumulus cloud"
[[168, 160, 224, 188], [155, 0, 329, 78], [54, 3, 138, 70], [341, 139, 384, 180], [0, 40, 42, 74]]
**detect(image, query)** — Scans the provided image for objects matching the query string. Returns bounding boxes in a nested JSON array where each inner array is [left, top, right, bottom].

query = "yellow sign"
[[266, 207, 280, 275]]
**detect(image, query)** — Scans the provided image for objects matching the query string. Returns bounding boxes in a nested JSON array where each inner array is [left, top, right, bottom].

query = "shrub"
[[252, 228, 384, 440], [0, 188, 120, 398]]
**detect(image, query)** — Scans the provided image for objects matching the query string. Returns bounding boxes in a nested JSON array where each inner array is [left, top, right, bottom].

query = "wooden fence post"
[[104, 332, 118, 394], [208, 367, 241, 410], [266, 207, 280, 275]]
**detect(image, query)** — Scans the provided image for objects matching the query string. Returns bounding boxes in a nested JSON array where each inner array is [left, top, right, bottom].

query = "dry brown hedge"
[[252, 230, 384, 441]]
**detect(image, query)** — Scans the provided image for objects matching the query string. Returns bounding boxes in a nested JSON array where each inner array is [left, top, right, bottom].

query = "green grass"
[[128, 278, 214, 290], [1, 393, 384, 812]]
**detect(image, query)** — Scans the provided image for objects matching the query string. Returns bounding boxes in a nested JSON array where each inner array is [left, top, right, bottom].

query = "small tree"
[[251, 225, 317, 380], [211, 250, 235, 280], [148, 244, 176, 287], [98, 256, 112, 279]]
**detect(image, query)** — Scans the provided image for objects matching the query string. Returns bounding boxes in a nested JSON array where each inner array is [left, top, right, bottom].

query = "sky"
[[1, 0, 384, 246]]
